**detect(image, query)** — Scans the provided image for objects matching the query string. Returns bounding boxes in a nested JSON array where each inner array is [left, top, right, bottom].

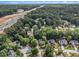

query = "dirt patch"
[[0, 30, 5, 34], [0, 13, 20, 25], [0, 13, 21, 34]]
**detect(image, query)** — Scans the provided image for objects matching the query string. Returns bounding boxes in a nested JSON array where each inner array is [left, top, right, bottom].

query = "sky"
[[0, 0, 79, 4], [0, 0, 79, 1], [1, 1, 79, 4]]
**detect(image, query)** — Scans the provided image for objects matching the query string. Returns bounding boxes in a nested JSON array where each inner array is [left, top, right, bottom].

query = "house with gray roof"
[[8, 50, 16, 57], [48, 39, 55, 44], [69, 40, 79, 45], [59, 39, 68, 45]]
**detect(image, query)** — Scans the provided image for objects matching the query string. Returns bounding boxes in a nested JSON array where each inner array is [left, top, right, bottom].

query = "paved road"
[[0, 5, 44, 33]]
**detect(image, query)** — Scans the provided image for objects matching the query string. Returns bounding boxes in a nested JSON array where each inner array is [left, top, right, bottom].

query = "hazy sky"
[[0, 0, 79, 1], [0, 0, 79, 4]]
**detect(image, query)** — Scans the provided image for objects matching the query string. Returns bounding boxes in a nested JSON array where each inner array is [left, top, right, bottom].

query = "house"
[[59, 39, 68, 45], [48, 39, 55, 44], [20, 46, 31, 54], [27, 31, 33, 36], [69, 40, 79, 45], [8, 50, 16, 57]]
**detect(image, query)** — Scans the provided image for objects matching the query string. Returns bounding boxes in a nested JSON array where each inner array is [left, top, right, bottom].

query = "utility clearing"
[[0, 13, 22, 34], [0, 5, 44, 34]]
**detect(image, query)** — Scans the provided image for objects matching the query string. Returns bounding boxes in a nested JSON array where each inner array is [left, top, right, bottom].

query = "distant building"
[[17, 9, 24, 13]]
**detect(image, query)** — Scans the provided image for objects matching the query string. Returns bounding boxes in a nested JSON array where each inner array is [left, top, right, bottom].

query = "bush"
[[16, 49, 23, 57], [30, 39, 38, 47], [44, 44, 53, 57], [20, 38, 29, 46], [31, 48, 39, 56]]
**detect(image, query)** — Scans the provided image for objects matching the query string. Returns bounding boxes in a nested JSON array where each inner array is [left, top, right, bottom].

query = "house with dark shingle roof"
[[48, 39, 55, 44]]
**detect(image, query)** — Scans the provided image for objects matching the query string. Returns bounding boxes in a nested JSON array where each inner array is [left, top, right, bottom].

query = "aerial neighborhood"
[[0, 4, 79, 57]]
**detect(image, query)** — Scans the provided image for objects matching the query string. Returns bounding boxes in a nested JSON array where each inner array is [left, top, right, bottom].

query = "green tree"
[[20, 38, 29, 46], [30, 39, 38, 47], [67, 35, 72, 42], [0, 49, 8, 57], [32, 25, 39, 31], [44, 44, 53, 57], [12, 45, 19, 51], [16, 49, 23, 57], [0, 35, 6, 45], [31, 48, 39, 56]]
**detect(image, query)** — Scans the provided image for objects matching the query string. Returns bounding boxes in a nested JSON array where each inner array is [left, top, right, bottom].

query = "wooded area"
[[0, 4, 79, 57]]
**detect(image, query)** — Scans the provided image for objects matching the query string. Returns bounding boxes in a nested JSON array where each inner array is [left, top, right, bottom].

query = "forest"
[[0, 4, 79, 57]]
